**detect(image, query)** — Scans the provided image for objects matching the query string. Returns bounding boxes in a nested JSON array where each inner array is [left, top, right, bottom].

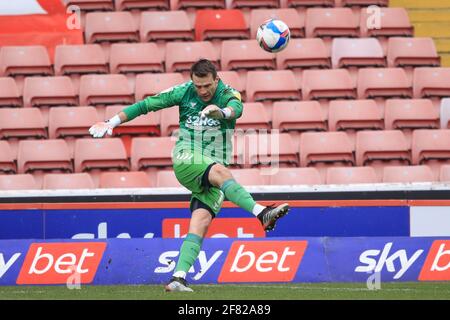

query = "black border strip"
[[0, 190, 450, 203]]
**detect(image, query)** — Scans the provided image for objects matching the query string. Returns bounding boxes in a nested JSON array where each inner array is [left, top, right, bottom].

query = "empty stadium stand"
[[1, 0, 450, 191]]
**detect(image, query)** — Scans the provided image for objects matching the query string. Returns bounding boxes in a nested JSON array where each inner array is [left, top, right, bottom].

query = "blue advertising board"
[[1, 237, 449, 285], [0, 206, 410, 239]]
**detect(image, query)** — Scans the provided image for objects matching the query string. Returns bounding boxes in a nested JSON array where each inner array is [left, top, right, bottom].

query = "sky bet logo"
[[355, 240, 450, 281], [218, 241, 307, 282], [154, 240, 307, 282], [16, 242, 106, 285]]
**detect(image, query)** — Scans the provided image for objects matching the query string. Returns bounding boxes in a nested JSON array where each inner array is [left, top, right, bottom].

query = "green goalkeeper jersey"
[[122, 79, 243, 166]]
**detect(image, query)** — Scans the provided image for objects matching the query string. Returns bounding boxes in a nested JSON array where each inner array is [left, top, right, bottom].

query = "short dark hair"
[[190, 59, 217, 79]]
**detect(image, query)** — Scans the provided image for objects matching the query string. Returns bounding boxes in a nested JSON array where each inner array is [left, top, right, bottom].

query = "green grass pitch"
[[1, 282, 450, 300]]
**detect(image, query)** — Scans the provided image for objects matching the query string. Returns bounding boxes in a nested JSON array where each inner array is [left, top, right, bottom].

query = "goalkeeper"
[[89, 59, 289, 292]]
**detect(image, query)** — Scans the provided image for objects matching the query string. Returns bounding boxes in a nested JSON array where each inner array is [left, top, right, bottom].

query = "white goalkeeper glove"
[[89, 115, 121, 138], [199, 105, 231, 120]]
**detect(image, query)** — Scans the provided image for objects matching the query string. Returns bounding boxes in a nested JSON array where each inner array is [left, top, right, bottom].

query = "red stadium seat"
[[382, 165, 435, 183], [413, 67, 450, 99], [0, 46, 52, 77], [18, 139, 73, 174], [221, 40, 275, 71], [357, 68, 412, 99], [305, 8, 359, 38], [23, 76, 78, 108], [43, 173, 95, 190], [0, 141, 16, 174], [99, 171, 152, 188], [171, 0, 225, 10], [84, 12, 138, 44], [236, 103, 271, 130], [327, 167, 380, 184], [48, 106, 100, 139], [110, 43, 165, 74], [248, 133, 299, 167], [441, 98, 450, 129], [131, 137, 176, 170], [269, 167, 322, 185], [156, 170, 181, 187], [0, 77, 21, 108], [299, 132, 354, 168], [384, 99, 439, 132], [0, 174, 38, 190], [135, 73, 184, 101], [54, 44, 108, 76], [165, 41, 218, 74], [115, 0, 170, 11], [250, 8, 305, 38], [194, 9, 249, 41], [218, 71, 245, 99], [105, 105, 160, 137], [272, 101, 327, 132], [331, 38, 385, 69], [328, 99, 383, 147], [328, 99, 383, 132], [140, 11, 194, 43], [246, 70, 300, 102], [74, 138, 129, 173], [360, 8, 413, 38], [0, 108, 47, 140], [64, 0, 114, 11], [326, 166, 379, 184], [387, 38, 440, 68], [79, 74, 134, 106], [160, 107, 180, 137], [440, 165, 450, 182], [276, 38, 330, 70], [355, 130, 411, 177], [229, 168, 266, 186], [302, 69, 355, 100], [412, 129, 450, 178]]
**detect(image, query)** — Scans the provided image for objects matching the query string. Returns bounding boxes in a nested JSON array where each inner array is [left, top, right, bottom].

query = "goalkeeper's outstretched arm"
[[88, 83, 184, 138]]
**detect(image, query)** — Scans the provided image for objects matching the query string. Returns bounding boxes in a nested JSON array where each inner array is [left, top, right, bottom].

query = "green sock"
[[220, 179, 257, 213], [175, 233, 203, 274]]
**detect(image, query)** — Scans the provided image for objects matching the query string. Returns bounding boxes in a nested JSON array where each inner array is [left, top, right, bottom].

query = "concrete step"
[[414, 22, 450, 38], [390, 0, 450, 9], [408, 10, 450, 22], [435, 39, 450, 53], [441, 54, 450, 67]]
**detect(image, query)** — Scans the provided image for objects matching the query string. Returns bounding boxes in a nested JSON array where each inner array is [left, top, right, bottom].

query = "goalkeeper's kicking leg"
[[165, 163, 289, 292], [209, 163, 289, 231]]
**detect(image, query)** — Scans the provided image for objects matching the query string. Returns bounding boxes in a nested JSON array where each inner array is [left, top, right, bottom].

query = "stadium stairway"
[[390, 0, 450, 67]]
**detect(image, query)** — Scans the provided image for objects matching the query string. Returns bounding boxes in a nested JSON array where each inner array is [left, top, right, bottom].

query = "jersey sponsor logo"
[[162, 218, 266, 238], [419, 240, 450, 281], [16, 242, 106, 284], [185, 115, 220, 128], [218, 241, 307, 282]]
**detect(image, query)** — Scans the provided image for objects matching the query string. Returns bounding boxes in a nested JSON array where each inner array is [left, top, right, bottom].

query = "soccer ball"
[[256, 19, 290, 53]]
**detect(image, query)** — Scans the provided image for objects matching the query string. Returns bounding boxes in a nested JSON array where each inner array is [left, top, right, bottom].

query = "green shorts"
[[172, 149, 224, 216]]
